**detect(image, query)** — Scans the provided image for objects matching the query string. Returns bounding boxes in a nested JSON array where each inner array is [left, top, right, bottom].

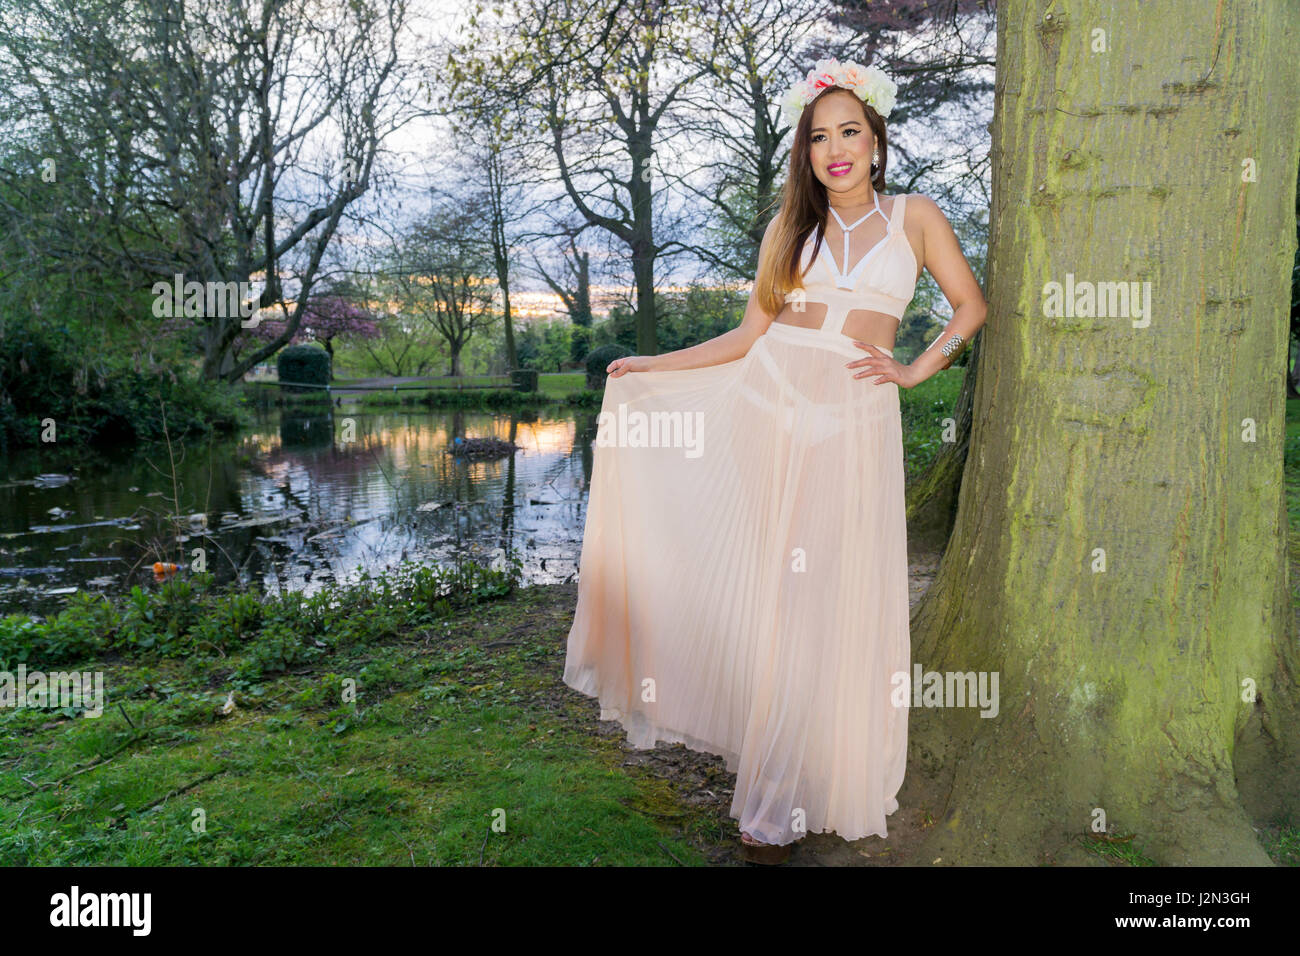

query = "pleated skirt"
[[563, 321, 909, 845]]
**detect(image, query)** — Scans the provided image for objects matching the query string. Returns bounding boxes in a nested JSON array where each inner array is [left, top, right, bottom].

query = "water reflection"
[[0, 402, 602, 615]]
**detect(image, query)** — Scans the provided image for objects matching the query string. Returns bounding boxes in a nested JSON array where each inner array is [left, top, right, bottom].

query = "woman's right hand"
[[606, 355, 656, 377]]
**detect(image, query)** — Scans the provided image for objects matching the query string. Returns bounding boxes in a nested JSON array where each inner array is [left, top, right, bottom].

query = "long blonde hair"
[[754, 87, 889, 316]]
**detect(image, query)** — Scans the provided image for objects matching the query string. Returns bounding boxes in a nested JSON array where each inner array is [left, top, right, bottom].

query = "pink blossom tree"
[[233, 296, 382, 369]]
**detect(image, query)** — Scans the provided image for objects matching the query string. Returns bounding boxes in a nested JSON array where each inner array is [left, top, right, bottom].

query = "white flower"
[[779, 58, 898, 126], [780, 81, 811, 127]]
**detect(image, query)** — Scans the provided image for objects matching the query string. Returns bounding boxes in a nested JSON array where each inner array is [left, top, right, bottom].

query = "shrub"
[[0, 317, 244, 451], [584, 343, 633, 390], [38, 593, 116, 664], [277, 344, 331, 392], [190, 592, 264, 656], [232, 621, 325, 683], [0, 614, 43, 670], [511, 368, 539, 392], [569, 324, 591, 364], [0, 592, 116, 670]]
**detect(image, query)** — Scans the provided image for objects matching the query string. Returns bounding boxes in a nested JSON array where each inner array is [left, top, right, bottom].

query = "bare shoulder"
[[901, 193, 942, 222]]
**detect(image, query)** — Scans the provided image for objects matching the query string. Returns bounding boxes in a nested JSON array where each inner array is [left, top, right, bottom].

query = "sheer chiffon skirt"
[[563, 321, 909, 845]]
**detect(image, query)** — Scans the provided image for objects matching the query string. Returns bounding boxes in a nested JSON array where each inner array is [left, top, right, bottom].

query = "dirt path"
[[328, 376, 454, 394]]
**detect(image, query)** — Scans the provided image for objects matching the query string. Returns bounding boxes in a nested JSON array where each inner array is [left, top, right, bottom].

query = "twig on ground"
[[129, 768, 223, 818], [657, 841, 685, 866], [1, 733, 150, 800]]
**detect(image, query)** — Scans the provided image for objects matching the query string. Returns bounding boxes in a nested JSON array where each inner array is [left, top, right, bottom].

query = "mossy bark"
[[905, 0, 1300, 865]]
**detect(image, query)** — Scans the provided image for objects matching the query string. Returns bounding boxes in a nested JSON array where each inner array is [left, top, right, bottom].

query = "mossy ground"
[[0, 582, 730, 865]]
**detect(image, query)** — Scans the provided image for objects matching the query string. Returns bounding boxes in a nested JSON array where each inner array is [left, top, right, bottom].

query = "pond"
[[0, 402, 601, 616]]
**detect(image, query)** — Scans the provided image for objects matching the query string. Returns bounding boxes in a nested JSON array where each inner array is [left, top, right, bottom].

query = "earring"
[[871, 149, 880, 169]]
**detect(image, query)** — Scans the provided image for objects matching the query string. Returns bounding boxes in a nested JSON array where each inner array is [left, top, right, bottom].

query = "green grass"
[[900, 365, 965, 480], [1263, 823, 1300, 866], [1077, 832, 1158, 867], [539, 372, 585, 397], [0, 577, 718, 866]]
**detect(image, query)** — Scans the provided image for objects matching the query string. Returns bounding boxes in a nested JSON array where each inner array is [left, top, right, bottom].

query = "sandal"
[[740, 831, 792, 865]]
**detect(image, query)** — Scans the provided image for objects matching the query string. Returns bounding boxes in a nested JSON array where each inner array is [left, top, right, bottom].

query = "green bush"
[[569, 324, 591, 364], [37, 593, 116, 662], [511, 368, 539, 392], [0, 614, 44, 670], [0, 592, 115, 669], [584, 343, 634, 390], [0, 317, 244, 452], [189, 592, 264, 655], [232, 621, 325, 683], [0, 558, 520, 686], [277, 344, 331, 392]]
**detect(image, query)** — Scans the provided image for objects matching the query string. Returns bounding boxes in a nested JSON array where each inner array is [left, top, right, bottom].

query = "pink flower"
[[840, 64, 869, 88], [808, 58, 842, 89]]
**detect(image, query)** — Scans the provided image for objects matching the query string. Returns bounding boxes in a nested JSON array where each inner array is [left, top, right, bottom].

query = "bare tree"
[[390, 199, 497, 377], [446, 111, 552, 374], [531, 224, 595, 362], [0, 0, 420, 381], [450, 0, 726, 355], [667, 0, 824, 280]]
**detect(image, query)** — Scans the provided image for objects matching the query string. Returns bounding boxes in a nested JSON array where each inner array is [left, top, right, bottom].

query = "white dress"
[[564, 193, 916, 846]]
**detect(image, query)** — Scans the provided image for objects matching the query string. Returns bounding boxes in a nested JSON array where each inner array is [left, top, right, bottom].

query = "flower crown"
[[780, 58, 898, 128]]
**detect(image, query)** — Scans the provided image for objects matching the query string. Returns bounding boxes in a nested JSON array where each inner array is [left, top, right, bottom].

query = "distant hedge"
[[584, 343, 633, 390], [511, 368, 539, 392], [277, 344, 331, 392]]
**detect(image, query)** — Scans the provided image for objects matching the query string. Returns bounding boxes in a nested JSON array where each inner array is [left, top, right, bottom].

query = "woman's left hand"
[[845, 342, 919, 388]]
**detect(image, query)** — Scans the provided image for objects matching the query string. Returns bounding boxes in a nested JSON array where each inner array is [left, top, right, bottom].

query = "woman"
[[563, 59, 988, 864]]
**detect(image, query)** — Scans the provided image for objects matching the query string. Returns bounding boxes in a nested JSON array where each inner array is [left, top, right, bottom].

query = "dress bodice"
[[785, 193, 918, 322]]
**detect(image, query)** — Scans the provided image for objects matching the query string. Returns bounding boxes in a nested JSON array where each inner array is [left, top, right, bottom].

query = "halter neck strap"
[[826, 192, 885, 233], [825, 193, 886, 280]]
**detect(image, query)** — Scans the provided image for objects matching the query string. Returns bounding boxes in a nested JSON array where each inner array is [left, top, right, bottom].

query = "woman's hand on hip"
[[845, 342, 919, 388]]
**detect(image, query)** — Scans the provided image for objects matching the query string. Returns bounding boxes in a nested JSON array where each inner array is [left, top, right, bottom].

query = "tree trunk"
[[907, 0, 1300, 865], [632, 245, 657, 356], [501, 283, 516, 371], [906, 341, 979, 552]]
